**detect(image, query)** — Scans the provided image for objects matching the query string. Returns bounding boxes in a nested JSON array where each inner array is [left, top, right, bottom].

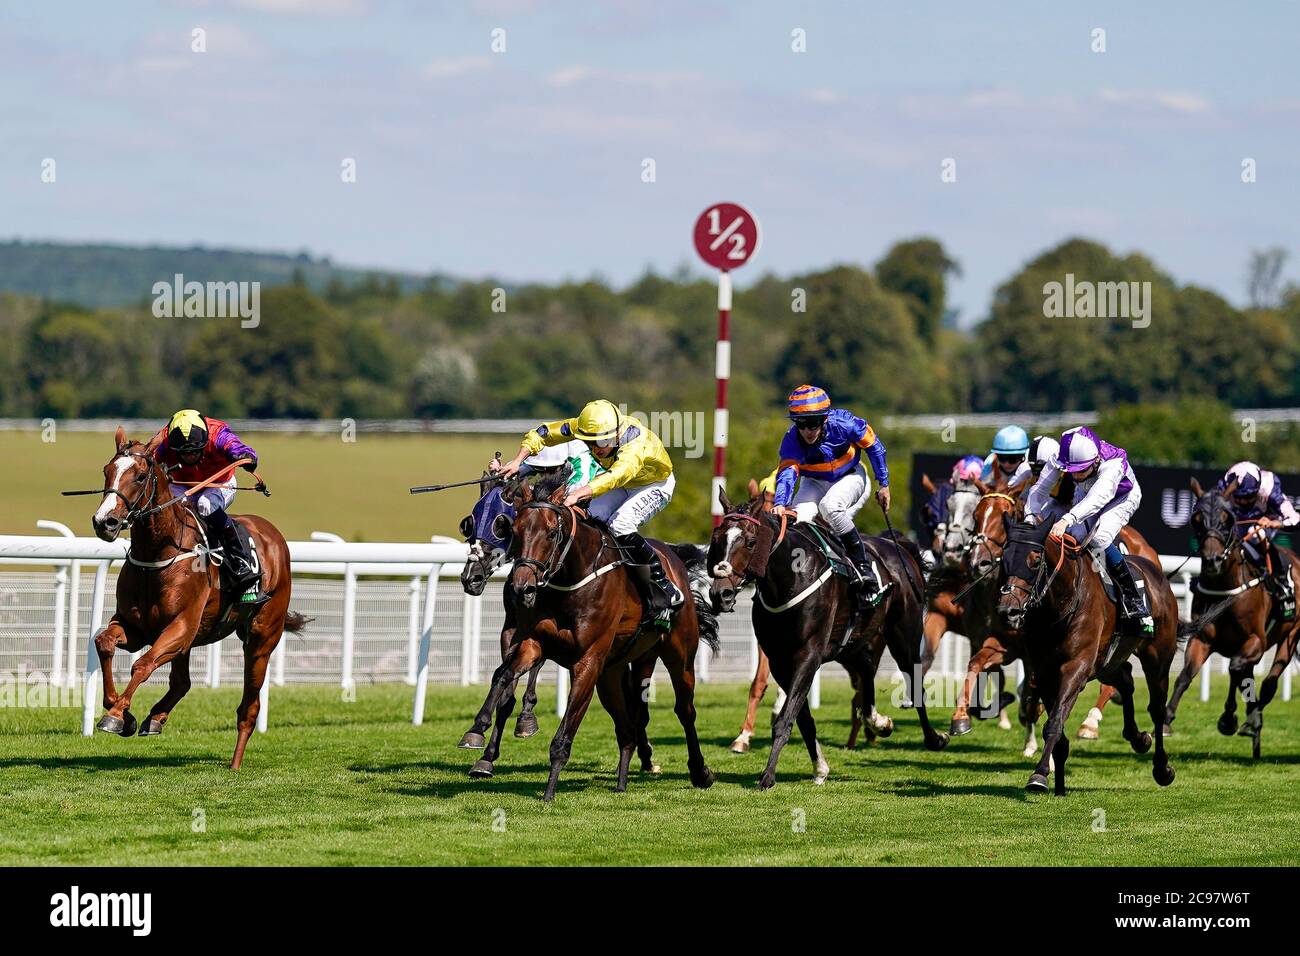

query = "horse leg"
[[1077, 683, 1114, 739], [951, 643, 1004, 736], [97, 616, 194, 738], [1027, 661, 1089, 794], [885, 623, 949, 751], [1219, 653, 1251, 737], [795, 700, 829, 785], [140, 649, 192, 736], [1108, 661, 1152, 755], [470, 641, 543, 776], [1164, 637, 1209, 736], [513, 660, 543, 739], [627, 656, 660, 773], [759, 649, 820, 791], [1138, 638, 1176, 786], [461, 644, 528, 749], [733, 649, 770, 754], [230, 641, 274, 771], [920, 607, 947, 677], [543, 656, 602, 802], [1256, 627, 1297, 710], [1232, 636, 1267, 757], [93, 620, 144, 734], [1019, 667, 1042, 758], [846, 669, 863, 749], [658, 631, 714, 790], [595, 667, 637, 793]]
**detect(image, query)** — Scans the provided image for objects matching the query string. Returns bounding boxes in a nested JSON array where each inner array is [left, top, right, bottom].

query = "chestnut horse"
[[459, 474, 717, 801], [709, 492, 949, 790], [962, 487, 1161, 750], [1164, 480, 1300, 756], [88, 428, 308, 768], [996, 518, 1178, 793]]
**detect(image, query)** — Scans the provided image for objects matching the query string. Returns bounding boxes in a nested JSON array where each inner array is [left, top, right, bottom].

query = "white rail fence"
[[0, 527, 1292, 738]]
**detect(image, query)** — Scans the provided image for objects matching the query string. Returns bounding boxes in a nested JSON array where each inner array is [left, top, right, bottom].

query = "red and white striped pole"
[[712, 271, 731, 527]]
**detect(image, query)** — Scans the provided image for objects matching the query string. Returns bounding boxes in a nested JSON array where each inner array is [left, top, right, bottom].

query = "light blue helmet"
[[991, 425, 1030, 456]]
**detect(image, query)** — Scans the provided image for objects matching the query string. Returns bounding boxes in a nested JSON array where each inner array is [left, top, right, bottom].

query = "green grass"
[[0, 429, 505, 541], [0, 678, 1296, 866]]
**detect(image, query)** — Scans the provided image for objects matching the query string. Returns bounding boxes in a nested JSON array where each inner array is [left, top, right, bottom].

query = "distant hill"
[[0, 239, 445, 307]]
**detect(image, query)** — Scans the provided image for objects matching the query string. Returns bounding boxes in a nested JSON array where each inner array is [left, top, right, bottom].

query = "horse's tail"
[[667, 542, 721, 655], [284, 610, 313, 634], [1177, 594, 1234, 646]]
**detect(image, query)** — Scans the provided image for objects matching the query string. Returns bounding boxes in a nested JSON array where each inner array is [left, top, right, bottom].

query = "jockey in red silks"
[[151, 409, 266, 606], [1219, 461, 1299, 618], [771, 385, 891, 608]]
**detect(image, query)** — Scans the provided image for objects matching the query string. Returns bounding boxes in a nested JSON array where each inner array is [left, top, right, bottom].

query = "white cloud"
[[422, 56, 492, 79], [1099, 88, 1211, 114], [547, 65, 596, 88], [231, 0, 367, 15]]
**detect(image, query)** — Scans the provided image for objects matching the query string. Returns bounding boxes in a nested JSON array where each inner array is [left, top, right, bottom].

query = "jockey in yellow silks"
[[493, 400, 683, 627]]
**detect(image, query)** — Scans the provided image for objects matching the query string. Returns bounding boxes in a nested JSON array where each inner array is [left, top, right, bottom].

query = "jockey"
[[1219, 461, 1298, 617], [1019, 435, 1068, 513], [772, 385, 890, 608], [982, 425, 1030, 486], [1024, 425, 1150, 631], [495, 400, 682, 628], [151, 409, 266, 606], [953, 454, 985, 484]]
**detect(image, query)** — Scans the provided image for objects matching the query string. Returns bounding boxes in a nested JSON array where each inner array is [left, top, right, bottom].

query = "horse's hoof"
[[458, 731, 487, 750], [513, 714, 539, 739], [1128, 731, 1152, 754], [873, 718, 895, 738], [1161, 723, 1175, 737], [925, 732, 950, 752], [949, 716, 972, 737], [997, 715, 1012, 730], [1076, 724, 1099, 740], [138, 717, 164, 737], [1025, 773, 1049, 793], [1153, 764, 1176, 787], [692, 766, 716, 790], [730, 737, 751, 755], [1217, 713, 1238, 736], [96, 712, 135, 737], [642, 762, 662, 775], [757, 773, 775, 791], [1023, 746, 1039, 759], [468, 759, 494, 778], [812, 772, 828, 786]]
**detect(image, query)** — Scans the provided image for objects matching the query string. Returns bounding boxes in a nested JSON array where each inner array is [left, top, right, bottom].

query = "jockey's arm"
[[1267, 480, 1300, 527], [501, 420, 576, 475], [853, 422, 889, 487], [1024, 459, 1062, 524], [1065, 458, 1125, 525], [772, 460, 800, 508], [214, 426, 258, 472]]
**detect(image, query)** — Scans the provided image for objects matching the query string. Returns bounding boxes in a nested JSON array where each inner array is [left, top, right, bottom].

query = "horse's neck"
[[759, 526, 821, 595], [1203, 548, 1245, 587], [129, 488, 194, 560]]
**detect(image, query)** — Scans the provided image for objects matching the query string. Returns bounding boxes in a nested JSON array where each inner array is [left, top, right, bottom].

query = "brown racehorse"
[[459, 473, 717, 801], [89, 427, 308, 768], [962, 486, 1161, 748], [997, 517, 1178, 793], [710, 492, 949, 790], [1164, 479, 1300, 756]]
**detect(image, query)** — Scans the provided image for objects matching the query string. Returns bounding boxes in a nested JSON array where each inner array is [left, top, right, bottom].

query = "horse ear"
[[921, 473, 936, 495], [974, 478, 989, 496], [746, 479, 759, 498], [548, 482, 567, 505], [718, 488, 733, 513], [1223, 478, 1239, 498], [1189, 477, 1204, 497], [1007, 475, 1029, 497], [143, 430, 163, 457], [114, 426, 127, 453]]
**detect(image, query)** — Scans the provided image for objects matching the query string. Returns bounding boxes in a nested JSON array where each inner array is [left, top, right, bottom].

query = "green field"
[[1, 679, 1296, 866], [0, 429, 506, 542]]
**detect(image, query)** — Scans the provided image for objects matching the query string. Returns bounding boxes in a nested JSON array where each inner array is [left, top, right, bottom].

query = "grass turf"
[[0, 677, 1296, 866]]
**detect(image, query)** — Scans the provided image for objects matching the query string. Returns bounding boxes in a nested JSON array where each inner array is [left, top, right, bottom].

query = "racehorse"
[[962, 487, 1162, 750], [459, 473, 717, 801], [997, 517, 1178, 793], [1164, 479, 1300, 756], [458, 472, 543, 741], [710, 491, 949, 790], [88, 427, 308, 769]]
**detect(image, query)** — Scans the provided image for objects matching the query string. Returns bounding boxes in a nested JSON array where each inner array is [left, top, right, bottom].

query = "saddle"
[[1086, 550, 1153, 650]]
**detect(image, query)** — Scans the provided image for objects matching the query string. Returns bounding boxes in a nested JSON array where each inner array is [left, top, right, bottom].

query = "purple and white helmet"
[[1223, 461, 1262, 498], [1057, 427, 1100, 474]]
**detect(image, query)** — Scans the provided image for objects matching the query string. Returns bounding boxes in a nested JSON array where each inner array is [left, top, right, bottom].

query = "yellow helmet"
[[574, 400, 621, 442], [167, 409, 208, 453]]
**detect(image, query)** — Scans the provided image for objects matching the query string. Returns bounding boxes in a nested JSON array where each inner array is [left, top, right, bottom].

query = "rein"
[[511, 501, 624, 593]]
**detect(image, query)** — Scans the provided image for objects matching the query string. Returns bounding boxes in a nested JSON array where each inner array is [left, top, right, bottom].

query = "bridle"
[[967, 492, 1019, 567], [101, 451, 163, 530], [509, 500, 585, 590], [710, 509, 786, 584], [938, 486, 981, 560]]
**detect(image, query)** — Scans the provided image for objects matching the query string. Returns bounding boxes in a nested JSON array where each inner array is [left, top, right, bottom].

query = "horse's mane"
[[530, 463, 572, 502]]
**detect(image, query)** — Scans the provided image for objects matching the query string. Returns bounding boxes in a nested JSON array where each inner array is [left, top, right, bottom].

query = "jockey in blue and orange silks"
[[1218, 461, 1298, 618], [771, 385, 891, 608]]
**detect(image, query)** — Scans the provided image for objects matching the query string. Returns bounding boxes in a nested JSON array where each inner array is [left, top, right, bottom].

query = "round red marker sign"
[[693, 202, 761, 271]]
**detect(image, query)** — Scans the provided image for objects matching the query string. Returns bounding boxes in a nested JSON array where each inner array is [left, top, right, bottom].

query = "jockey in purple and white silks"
[[772, 384, 891, 608], [1024, 425, 1151, 631], [1219, 461, 1298, 616]]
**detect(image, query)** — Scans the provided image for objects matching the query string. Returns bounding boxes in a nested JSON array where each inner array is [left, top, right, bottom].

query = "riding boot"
[[1106, 549, 1152, 634], [1267, 542, 1295, 619], [616, 533, 682, 629], [839, 531, 886, 609], [208, 510, 267, 608]]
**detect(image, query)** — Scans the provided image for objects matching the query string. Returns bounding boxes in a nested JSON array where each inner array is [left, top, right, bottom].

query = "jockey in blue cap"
[[1219, 461, 1298, 618], [982, 425, 1030, 487], [1024, 425, 1151, 631], [772, 385, 890, 608]]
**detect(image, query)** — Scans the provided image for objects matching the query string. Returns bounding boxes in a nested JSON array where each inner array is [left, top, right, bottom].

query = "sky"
[[2, 0, 1298, 325]]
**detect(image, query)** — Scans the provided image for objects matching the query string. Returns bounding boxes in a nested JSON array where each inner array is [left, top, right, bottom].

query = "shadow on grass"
[[0, 753, 218, 771]]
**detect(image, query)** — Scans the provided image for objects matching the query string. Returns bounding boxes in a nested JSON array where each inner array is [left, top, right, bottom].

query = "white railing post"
[[411, 564, 442, 726], [556, 664, 569, 717], [207, 640, 222, 688], [66, 557, 82, 688], [406, 575, 421, 686], [460, 591, 474, 686], [38, 521, 76, 686], [1284, 655, 1293, 702], [257, 659, 270, 733], [312, 533, 355, 692], [469, 593, 482, 684], [80, 560, 109, 736], [811, 667, 821, 709], [273, 634, 286, 686]]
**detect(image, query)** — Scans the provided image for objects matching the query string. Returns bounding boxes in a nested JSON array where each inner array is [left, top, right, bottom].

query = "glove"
[[242, 458, 258, 473]]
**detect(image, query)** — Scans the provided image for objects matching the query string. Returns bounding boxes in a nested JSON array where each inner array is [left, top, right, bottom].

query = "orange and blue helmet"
[[787, 384, 831, 420]]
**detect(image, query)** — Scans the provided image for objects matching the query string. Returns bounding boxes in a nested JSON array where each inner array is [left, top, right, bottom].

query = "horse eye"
[[745, 539, 756, 550]]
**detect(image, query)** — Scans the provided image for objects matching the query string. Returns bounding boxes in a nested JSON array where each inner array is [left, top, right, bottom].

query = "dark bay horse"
[[458, 474, 543, 741], [1164, 479, 1300, 755], [89, 428, 308, 768], [709, 492, 949, 790], [459, 475, 717, 801], [997, 518, 1178, 793]]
